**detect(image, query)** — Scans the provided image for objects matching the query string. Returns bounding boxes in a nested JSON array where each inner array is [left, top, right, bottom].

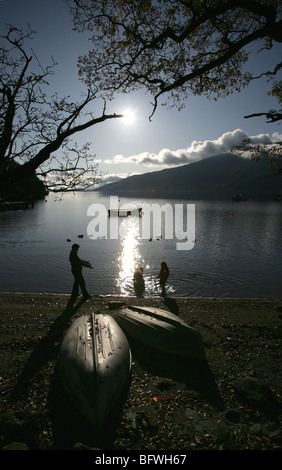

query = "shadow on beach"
[[48, 370, 128, 450], [161, 297, 180, 315], [128, 338, 224, 411], [11, 297, 86, 399], [130, 297, 223, 410]]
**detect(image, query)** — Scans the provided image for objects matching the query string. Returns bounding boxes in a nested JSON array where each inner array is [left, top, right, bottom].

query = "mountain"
[[97, 153, 281, 200]]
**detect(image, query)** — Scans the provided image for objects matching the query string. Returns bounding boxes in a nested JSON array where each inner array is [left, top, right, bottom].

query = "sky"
[[1, 0, 281, 185]]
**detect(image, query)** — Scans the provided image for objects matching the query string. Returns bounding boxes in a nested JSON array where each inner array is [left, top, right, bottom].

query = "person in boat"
[[69, 243, 93, 300], [134, 266, 145, 291], [157, 261, 169, 293]]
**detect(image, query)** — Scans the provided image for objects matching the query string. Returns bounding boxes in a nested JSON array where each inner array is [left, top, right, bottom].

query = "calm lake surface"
[[0, 192, 281, 298]]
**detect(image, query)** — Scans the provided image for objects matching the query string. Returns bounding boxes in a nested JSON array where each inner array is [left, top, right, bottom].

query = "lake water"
[[0, 192, 281, 298]]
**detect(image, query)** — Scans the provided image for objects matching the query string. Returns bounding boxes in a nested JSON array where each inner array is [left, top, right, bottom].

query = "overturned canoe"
[[114, 305, 205, 360], [57, 313, 132, 428]]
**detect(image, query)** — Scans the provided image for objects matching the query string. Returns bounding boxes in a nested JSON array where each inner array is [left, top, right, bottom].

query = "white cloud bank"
[[100, 172, 137, 185], [105, 129, 282, 168]]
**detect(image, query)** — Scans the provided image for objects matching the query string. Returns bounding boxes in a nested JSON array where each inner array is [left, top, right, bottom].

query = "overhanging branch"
[[244, 111, 282, 123]]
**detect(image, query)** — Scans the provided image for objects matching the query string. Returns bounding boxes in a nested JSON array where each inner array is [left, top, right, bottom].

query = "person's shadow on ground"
[[162, 297, 180, 315], [11, 297, 86, 399]]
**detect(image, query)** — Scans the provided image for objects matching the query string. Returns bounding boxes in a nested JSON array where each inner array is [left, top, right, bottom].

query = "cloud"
[[249, 133, 272, 144], [105, 129, 281, 168], [271, 132, 282, 143], [99, 172, 139, 185]]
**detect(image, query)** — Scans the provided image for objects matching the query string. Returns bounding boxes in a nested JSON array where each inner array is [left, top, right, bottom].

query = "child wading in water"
[[134, 266, 145, 292], [157, 261, 169, 294]]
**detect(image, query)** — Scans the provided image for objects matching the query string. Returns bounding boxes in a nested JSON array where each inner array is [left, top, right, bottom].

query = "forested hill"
[[97, 153, 281, 200]]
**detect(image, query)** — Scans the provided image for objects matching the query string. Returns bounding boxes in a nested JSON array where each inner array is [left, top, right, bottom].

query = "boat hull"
[[115, 306, 205, 360], [57, 313, 132, 428]]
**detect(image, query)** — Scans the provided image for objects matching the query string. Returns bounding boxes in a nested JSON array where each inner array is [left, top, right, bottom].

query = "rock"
[[156, 380, 174, 392], [184, 408, 231, 444], [73, 442, 101, 450], [234, 377, 281, 413], [249, 423, 282, 443], [269, 429, 282, 443], [127, 406, 157, 431], [250, 423, 268, 436], [0, 410, 42, 447], [2, 442, 29, 450], [223, 408, 242, 423], [108, 300, 126, 310]]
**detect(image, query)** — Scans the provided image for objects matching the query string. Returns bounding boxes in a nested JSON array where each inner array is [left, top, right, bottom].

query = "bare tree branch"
[[0, 25, 123, 196], [244, 111, 282, 122]]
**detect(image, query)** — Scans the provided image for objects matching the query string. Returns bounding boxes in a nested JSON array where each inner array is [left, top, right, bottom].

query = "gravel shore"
[[0, 292, 281, 452]]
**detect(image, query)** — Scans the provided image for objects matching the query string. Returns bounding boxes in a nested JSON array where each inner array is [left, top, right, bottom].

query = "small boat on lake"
[[108, 207, 142, 217], [114, 305, 205, 360], [57, 313, 132, 429], [232, 194, 247, 201]]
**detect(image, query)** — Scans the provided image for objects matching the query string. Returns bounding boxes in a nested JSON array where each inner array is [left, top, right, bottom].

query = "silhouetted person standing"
[[69, 243, 93, 300], [134, 266, 145, 292], [157, 261, 169, 294]]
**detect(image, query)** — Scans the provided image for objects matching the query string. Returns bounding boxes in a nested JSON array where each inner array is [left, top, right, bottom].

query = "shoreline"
[[0, 292, 281, 451], [1, 291, 282, 302]]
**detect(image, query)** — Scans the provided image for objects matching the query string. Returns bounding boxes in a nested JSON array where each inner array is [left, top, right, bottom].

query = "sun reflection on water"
[[117, 218, 144, 295], [115, 215, 176, 296]]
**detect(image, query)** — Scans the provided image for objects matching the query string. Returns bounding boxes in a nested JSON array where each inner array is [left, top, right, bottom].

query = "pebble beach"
[[0, 292, 281, 452]]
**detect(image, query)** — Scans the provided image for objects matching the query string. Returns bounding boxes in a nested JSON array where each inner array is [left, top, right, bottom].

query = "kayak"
[[57, 313, 132, 428], [114, 305, 205, 360]]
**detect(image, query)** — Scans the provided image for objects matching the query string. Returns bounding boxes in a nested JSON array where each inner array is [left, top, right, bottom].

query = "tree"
[[0, 25, 123, 198], [67, 0, 282, 120], [232, 138, 282, 175], [244, 78, 282, 122]]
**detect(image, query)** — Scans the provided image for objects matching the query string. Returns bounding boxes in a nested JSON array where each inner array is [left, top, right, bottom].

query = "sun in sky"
[[122, 109, 136, 125]]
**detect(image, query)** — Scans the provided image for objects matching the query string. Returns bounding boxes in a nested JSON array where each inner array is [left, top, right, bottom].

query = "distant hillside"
[[97, 153, 281, 200]]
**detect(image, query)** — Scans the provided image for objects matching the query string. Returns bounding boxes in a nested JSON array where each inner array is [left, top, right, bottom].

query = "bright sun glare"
[[123, 109, 136, 125]]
